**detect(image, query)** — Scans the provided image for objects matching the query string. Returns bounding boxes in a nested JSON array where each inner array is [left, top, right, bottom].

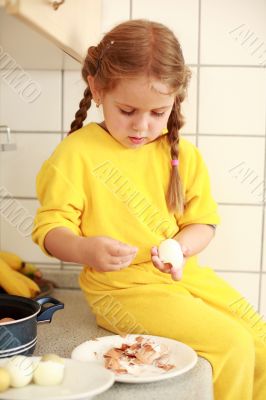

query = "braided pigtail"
[[68, 87, 92, 134], [166, 95, 186, 214], [68, 44, 101, 135]]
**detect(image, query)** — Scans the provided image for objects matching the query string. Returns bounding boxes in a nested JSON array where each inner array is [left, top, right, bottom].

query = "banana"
[[13, 270, 40, 298], [0, 258, 31, 297], [21, 263, 42, 279], [0, 251, 23, 271]]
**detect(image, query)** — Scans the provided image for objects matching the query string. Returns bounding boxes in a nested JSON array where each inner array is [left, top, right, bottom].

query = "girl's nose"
[[132, 116, 148, 133]]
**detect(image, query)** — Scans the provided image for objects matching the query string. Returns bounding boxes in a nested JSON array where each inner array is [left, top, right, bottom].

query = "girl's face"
[[98, 76, 175, 148]]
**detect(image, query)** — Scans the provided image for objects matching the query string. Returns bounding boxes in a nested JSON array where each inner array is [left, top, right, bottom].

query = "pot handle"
[[36, 297, 64, 324]]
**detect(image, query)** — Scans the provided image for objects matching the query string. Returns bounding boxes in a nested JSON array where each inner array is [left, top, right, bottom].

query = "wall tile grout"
[[215, 270, 262, 274], [10, 131, 63, 134], [59, 69, 65, 272], [257, 88, 266, 311], [218, 203, 265, 207], [130, 0, 133, 19], [198, 65, 266, 69], [195, 0, 201, 147], [195, 134, 266, 138]]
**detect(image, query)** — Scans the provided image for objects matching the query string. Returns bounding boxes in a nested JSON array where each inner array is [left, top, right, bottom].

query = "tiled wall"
[[0, 1, 265, 315]]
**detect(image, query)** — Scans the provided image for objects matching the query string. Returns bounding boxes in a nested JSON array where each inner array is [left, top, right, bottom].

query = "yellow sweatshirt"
[[32, 122, 220, 267]]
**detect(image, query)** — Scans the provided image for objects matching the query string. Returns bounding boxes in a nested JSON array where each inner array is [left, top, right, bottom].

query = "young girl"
[[32, 19, 265, 400]]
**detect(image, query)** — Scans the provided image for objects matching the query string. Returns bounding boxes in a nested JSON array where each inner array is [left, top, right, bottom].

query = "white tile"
[[216, 271, 260, 310], [63, 71, 103, 132], [0, 199, 59, 264], [199, 68, 266, 135], [132, 0, 199, 64], [101, 0, 130, 34], [198, 205, 263, 271], [198, 136, 265, 204], [201, 0, 266, 65], [0, 8, 3, 43], [0, 8, 63, 69], [263, 207, 266, 271], [0, 129, 2, 250], [1, 133, 61, 197], [181, 135, 196, 146], [261, 274, 266, 317], [180, 67, 197, 134], [0, 70, 62, 132]]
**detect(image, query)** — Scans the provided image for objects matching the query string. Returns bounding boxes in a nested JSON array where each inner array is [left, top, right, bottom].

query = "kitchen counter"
[[35, 289, 214, 400]]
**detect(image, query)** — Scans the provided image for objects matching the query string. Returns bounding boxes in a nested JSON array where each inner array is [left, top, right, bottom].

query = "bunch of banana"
[[0, 251, 42, 278], [21, 263, 42, 279], [0, 252, 41, 298], [0, 251, 23, 271]]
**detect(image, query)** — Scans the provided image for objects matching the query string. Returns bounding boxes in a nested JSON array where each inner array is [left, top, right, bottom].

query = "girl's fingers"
[[180, 244, 190, 257], [151, 246, 158, 257], [171, 267, 183, 281], [151, 255, 164, 271], [151, 244, 184, 280], [152, 256, 172, 273], [110, 242, 138, 257], [109, 254, 136, 269]]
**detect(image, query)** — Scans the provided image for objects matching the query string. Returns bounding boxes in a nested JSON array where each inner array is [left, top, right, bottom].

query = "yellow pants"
[[79, 257, 266, 400]]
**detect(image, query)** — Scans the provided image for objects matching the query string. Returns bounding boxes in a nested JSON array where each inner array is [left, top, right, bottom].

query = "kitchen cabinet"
[[4, 0, 102, 62]]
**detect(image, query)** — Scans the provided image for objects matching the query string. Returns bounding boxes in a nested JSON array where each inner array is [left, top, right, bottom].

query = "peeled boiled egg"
[[41, 353, 64, 364], [0, 367, 11, 392], [5, 355, 33, 388], [33, 354, 65, 386], [158, 239, 184, 271]]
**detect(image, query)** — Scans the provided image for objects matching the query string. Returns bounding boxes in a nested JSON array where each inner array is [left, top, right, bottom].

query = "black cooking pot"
[[0, 294, 64, 358]]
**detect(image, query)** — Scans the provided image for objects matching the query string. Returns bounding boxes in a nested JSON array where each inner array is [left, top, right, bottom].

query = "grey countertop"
[[35, 289, 214, 400]]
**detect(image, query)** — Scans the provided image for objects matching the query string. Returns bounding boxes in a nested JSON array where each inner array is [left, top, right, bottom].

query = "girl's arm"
[[44, 227, 138, 271], [44, 227, 85, 264], [173, 223, 215, 257]]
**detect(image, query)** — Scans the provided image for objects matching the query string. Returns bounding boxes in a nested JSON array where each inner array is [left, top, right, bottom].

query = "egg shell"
[[158, 239, 183, 270], [33, 360, 65, 386], [5, 356, 33, 388]]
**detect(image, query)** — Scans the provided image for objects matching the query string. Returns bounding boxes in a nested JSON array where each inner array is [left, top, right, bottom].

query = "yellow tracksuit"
[[33, 123, 266, 399]]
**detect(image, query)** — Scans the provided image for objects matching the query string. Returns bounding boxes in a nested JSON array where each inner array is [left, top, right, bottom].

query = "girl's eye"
[[119, 109, 165, 117], [120, 109, 134, 116], [152, 111, 165, 117]]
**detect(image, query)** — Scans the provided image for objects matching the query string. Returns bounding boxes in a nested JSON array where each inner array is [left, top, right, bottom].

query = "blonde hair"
[[69, 19, 191, 214]]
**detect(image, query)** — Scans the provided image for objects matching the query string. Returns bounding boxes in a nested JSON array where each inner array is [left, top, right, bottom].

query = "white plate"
[[71, 335, 198, 383], [0, 357, 115, 400]]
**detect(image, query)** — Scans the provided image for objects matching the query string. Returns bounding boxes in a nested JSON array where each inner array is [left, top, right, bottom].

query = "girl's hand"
[[78, 236, 138, 272], [150, 243, 190, 281]]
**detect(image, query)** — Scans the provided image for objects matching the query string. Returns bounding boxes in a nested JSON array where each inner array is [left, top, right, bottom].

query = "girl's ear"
[[87, 75, 102, 105]]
